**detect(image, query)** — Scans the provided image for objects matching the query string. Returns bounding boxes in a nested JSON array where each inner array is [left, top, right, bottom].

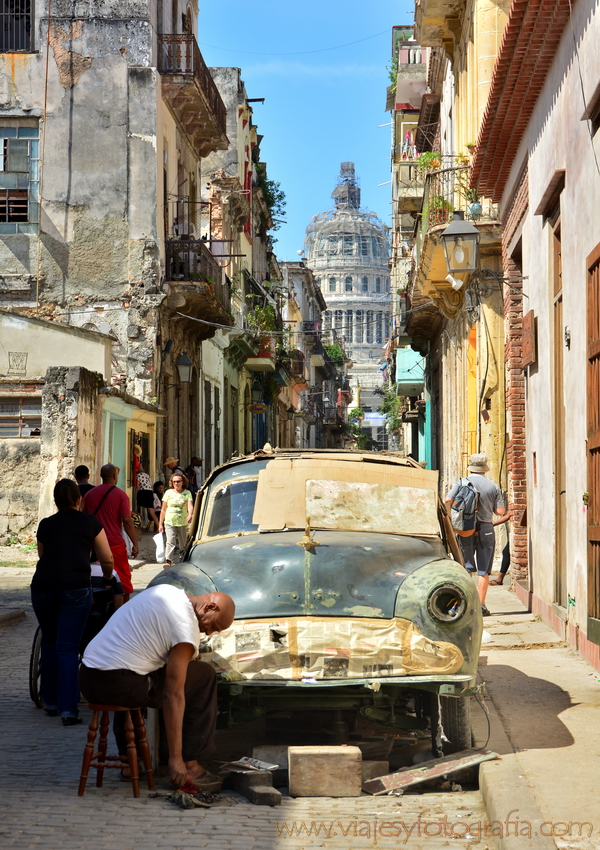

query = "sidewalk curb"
[[0, 609, 26, 628], [479, 757, 556, 850], [474, 672, 558, 850]]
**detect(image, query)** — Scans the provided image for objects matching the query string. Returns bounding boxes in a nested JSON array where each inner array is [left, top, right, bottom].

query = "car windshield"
[[206, 478, 259, 537]]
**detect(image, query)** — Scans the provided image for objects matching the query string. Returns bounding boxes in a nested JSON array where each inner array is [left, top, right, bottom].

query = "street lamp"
[[251, 379, 263, 403], [440, 211, 480, 274], [163, 350, 194, 390], [175, 350, 193, 384], [286, 405, 295, 420]]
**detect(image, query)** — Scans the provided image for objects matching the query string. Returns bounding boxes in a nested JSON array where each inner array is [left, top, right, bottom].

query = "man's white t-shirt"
[[82, 584, 201, 675]]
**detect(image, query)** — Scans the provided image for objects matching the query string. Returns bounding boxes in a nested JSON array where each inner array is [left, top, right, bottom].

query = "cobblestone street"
[[0, 565, 488, 850]]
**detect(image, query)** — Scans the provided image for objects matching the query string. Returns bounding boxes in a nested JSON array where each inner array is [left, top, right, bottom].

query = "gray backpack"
[[450, 478, 478, 537]]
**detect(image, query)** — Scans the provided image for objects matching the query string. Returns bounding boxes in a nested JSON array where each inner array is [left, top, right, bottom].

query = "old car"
[[148, 448, 483, 754]]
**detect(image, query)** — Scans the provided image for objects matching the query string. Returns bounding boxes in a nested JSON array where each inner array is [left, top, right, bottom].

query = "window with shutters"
[[0, 125, 39, 233], [0, 395, 41, 437]]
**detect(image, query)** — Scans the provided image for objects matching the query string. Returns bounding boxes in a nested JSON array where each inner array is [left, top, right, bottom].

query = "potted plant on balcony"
[[416, 151, 442, 174], [428, 195, 453, 226]]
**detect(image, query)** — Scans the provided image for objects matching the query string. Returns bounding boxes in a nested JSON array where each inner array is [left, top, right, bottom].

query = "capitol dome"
[[304, 162, 391, 426]]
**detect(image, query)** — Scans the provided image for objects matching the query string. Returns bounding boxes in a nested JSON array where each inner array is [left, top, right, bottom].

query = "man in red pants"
[[82, 464, 138, 599]]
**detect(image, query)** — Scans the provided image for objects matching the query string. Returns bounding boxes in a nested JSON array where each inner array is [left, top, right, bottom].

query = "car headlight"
[[427, 584, 467, 623]]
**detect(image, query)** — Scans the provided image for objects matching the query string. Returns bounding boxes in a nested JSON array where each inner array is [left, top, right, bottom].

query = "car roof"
[[204, 447, 428, 483]]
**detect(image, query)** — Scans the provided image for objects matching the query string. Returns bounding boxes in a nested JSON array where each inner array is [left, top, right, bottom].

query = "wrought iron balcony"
[[158, 34, 228, 157], [323, 405, 343, 426], [415, 164, 499, 264], [165, 238, 231, 326]]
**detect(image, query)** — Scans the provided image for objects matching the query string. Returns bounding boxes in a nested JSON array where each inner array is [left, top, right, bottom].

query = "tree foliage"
[[323, 342, 345, 367], [378, 389, 403, 436], [256, 164, 286, 231]]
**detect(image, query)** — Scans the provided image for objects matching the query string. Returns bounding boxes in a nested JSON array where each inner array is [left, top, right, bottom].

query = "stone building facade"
[[0, 0, 232, 476], [304, 163, 390, 444], [0, 2, 298, 503]]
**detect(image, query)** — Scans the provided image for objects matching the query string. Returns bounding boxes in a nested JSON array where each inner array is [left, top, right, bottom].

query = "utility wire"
[[198, 28, 390, 57]]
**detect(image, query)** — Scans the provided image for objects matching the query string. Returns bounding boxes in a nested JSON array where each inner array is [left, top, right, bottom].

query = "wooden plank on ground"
[[362, 747, 498, 795]]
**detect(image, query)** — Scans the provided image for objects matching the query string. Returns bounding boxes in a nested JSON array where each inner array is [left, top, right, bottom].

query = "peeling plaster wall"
[[0, 2, 162, 404], [38, 365, 102, 519], [0, 439, 41, 535]]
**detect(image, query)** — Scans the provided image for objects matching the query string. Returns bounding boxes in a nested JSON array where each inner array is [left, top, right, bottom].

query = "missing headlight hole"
[[427, 584, 467, 622]]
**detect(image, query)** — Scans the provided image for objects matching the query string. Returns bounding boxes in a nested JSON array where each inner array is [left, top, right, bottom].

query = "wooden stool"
[[78, 704, 155, 797]]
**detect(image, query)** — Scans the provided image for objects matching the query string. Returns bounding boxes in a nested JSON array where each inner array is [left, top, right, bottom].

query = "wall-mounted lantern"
[[175, 350, 193, 384], [440, 211, 480, 274]]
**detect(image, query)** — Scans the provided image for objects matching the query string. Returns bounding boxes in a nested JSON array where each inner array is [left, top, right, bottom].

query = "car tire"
[[431, 694, 472, 755]]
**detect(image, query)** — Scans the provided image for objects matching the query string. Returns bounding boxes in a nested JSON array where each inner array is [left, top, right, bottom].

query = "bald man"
[[79, 586, 235, 789]]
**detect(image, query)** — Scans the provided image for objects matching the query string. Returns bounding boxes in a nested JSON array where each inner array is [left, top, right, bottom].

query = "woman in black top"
[[31, 479, 114, 726]]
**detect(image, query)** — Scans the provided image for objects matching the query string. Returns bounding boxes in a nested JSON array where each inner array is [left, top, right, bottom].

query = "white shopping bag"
[[153, 532, 166, 564]]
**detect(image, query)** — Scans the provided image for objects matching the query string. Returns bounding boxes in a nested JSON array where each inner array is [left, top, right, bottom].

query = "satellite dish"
[[297, 250, 303, 256]]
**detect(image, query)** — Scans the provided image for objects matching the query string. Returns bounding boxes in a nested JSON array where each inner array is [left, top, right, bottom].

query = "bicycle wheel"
[[29, 625, 43, 708]]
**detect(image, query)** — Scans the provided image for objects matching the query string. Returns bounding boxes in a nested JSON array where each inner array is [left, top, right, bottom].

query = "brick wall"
[[501, 163, 529, 581]]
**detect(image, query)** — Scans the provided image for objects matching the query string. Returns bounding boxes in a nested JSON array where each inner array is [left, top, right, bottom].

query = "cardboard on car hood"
[[253, 457, 440, 534], [200, 615, 464, 681]]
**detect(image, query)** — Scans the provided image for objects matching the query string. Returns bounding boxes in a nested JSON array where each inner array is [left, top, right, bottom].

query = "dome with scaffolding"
[[304, 163, 391, 442]]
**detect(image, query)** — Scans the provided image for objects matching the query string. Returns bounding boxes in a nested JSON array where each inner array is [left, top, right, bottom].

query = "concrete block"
[[362, 760, 390, 783], [229, 769, 282, 806], [252, 745, 287, 767], [252, 745, 288, 786], [288, 745, 362, 797]]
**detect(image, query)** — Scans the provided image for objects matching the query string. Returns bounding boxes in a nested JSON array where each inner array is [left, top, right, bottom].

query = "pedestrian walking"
[[74, 465, 94, 498], [490, 509, 512, 586], [184, 456, 203, 498], [164, 456, 186, 478], [31, 479, 114, 725], [158, 471, 193, 565], [446, 453, 505, 616], [133, 444, 154, 525], [82, 464, 139, 599]]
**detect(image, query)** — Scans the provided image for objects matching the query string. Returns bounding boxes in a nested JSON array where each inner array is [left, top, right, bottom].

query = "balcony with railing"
[[323, 405, 344, 427], [164, 199, 231, 330], [410, 161, 502, 322], [415, 163, 499, 264], [158, 34, 229, 157]]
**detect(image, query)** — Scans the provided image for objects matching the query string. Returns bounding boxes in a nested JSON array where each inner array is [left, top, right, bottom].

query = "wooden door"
[[587, 245, 600, 642], [203, 380, 212, 475], [553, 224, 567, 607]]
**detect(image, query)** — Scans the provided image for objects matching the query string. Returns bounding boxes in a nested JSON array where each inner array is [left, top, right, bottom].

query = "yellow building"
[[405, 0, 511, 494]]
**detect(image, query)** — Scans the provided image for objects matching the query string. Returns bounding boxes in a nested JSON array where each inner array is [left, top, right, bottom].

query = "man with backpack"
[[446, 453, 505, 616]]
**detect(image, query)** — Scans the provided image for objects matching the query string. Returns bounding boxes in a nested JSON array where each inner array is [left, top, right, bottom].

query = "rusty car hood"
[[148, 530, 448, 619]]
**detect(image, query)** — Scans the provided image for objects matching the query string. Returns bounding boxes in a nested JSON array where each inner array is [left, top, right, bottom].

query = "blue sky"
[[198, 1, 414, 261]]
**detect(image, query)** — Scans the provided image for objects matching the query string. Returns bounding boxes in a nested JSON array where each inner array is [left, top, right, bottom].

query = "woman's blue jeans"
[[30, 587, 93, 717]]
